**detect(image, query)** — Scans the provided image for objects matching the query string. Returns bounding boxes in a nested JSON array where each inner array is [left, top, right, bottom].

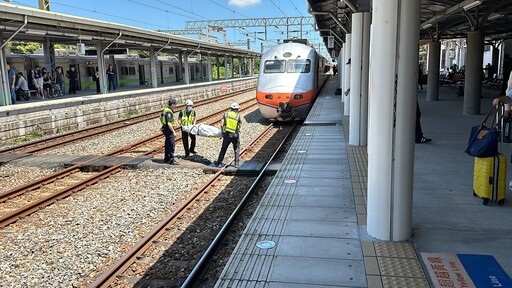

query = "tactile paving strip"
[[381, 276, 430, 288], [374, 242, 418, 259], [344, 110, 429, 288], [378, 257, 425, 278]]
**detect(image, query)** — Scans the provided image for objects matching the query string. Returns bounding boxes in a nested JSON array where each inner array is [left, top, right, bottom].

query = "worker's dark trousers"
[[163, 129, 175, 162], [216, 133, 239, 165], [181, 131, 196, 156]]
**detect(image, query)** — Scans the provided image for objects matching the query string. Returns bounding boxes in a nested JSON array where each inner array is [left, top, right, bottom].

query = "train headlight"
[[294, 94, 304, 100], [265, 94, 273, 100]]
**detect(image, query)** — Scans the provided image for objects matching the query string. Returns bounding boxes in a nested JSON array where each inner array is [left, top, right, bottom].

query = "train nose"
[[278, 102, 292, 114]]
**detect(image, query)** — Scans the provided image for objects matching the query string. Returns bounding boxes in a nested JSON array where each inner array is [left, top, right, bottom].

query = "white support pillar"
[[207, 53, 213, 82], [344, 34, 352, 116], [184, 53, 190, 85], [149, 47, 158, 88], [349, 12, 370, 146], [367, 0, 420, 241]]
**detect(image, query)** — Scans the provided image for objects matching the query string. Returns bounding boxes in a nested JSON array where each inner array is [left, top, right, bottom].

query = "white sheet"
[[182, 124, 222, 137]]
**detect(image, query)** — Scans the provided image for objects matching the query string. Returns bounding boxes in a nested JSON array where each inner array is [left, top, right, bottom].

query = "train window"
[[121, 67, 128, 76], [287, 59, 311, 73], [129, 67, 136, 75], [264, 60, 285, 73]]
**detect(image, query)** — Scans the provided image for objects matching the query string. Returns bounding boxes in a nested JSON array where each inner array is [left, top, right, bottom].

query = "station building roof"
[[0, 3, 260, 58], [308, 0, 512, 53]]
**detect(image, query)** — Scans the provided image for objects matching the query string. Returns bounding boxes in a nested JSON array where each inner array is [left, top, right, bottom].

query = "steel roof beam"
[[310, 11, 349, 34], [185, 17, 314, 29]]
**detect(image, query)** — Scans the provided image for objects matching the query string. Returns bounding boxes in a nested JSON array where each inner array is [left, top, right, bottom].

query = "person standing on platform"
[[179, 99, 197, 158], [55, 66, 65, 96], [6, 62, 16, 104], [214, 102, 242, 168], [418, 63, 424, 91], [501, 54, 512, 96], [67, 65, 79, 94], [493, 73, 512, 112], [93, 68, 101, 94], [161, 98, 178, 165], [415, 101, 432, 144], [107, 64, 117, 92]]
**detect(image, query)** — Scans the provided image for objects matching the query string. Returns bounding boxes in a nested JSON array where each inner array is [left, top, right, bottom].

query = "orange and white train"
[[256, 41, 329, 120]]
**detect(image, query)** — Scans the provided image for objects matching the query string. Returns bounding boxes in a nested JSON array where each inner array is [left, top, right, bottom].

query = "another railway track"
[[89, 123, 297, 287], [0, 88, 254, 155], [0, 99, 258, 228]]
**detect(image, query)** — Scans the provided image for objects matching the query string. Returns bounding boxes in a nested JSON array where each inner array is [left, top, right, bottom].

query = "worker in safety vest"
[[214, 102, 242, 168], [179, 99, 197, 157], [161, 98, 178, 165]]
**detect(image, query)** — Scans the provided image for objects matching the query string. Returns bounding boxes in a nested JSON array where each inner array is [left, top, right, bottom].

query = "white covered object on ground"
[[182, 124, 222, 137]]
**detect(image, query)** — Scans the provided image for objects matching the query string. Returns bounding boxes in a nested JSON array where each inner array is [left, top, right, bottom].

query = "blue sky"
[[8, 0, 328, 54]]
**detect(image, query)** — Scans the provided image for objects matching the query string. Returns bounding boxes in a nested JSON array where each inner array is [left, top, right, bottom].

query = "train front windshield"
[[264, 59, 311, 74], [264, 60, 286, 73], [287, 59, 311, 73]]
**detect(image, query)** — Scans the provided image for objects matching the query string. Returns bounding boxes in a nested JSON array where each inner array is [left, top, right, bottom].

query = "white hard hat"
[[231, 102, 240, 110], [185, 99, 193, 106]]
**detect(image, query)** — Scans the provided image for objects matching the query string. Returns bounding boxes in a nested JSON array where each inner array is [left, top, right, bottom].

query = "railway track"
[[0, 88, 254, 155], [0, 99, 258, 228], [89, 123, 297, 287]]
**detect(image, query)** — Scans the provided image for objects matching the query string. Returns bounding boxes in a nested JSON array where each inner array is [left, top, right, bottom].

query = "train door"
[[138, 64, 145, 85]]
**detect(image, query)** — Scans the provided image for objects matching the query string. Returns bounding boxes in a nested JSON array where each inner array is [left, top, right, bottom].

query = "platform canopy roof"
[[308, 0, 512, 53], [0, 3, 260, 58]]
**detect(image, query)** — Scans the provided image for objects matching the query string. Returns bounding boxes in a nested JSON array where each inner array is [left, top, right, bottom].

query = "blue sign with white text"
[[457, 254, 512, 288]]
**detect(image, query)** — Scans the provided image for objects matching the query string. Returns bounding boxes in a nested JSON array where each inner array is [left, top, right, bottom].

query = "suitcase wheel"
[[473, 191, 478, 197], [483, 198, 490, 206], [499, 199, 505, 206]]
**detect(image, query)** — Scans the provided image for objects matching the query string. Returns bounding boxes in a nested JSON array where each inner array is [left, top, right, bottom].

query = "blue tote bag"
[[465, 107, 500, 157]]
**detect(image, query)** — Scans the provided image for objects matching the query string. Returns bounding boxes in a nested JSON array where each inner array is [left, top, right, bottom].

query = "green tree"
[[9, 41, 41, 54]]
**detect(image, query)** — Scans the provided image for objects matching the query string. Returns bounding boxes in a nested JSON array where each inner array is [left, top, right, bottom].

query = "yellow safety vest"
[[223, 111, 240, 133], [161, 107, 175, 126], [181, 109, 195, 126]]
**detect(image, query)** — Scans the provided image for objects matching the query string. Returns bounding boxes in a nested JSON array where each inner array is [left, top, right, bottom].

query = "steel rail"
[[0, 87, 254, 155], [0, 165, 122, 228], [181, 123, 297, 287], [88, 124, 284, 288], [0, 99, 258, 228]]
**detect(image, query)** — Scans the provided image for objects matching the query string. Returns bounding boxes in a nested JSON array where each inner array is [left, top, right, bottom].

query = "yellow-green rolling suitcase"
[[473, 154, 506, 205]]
